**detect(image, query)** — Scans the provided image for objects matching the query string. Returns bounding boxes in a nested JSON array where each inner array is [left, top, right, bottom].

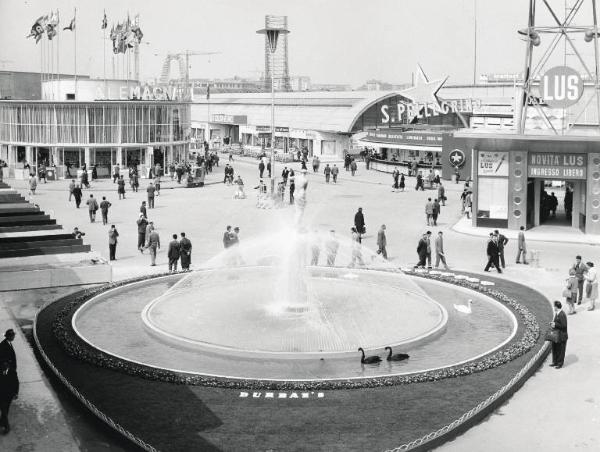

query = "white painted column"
[[84, 147, 91, 166], [533, 179, 541, 227], [25, 145, 33, 165], [572, 180, 581, 229]]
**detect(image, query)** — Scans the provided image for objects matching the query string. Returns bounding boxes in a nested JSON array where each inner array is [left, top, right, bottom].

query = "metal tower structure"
[[159, 51, 221, 99], [263, 15, 291, 92], [517, 0, 600, 134]]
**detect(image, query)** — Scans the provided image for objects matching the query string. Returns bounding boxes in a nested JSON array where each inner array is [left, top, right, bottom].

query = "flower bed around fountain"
[[48, 268, 540, 390]]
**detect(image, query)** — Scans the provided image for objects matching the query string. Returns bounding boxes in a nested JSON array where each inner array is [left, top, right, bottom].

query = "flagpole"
[[103, 24, 107, 96], [74, 7, 77, 97], [57, 22, 61, 100]]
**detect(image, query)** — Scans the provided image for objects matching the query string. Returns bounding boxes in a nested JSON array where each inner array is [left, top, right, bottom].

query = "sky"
[[0, 0, 597, 87]]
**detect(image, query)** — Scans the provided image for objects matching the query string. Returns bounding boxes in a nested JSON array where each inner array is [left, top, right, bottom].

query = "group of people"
[[415, 230, 450, 270], [564, 255, 597, 314]]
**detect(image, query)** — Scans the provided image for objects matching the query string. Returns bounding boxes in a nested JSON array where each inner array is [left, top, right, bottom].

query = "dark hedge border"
[[47, 268, 543, 391]]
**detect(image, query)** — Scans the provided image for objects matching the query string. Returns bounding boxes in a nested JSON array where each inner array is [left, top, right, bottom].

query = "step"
[[0, 203, 37, 209], [0, 209, 42, 217], [0, 224, 62, 234], [0, 215, 55, 226], [0, 244, 91, 259], [0, 233, 73, 243], [0, 238, 83, 250]]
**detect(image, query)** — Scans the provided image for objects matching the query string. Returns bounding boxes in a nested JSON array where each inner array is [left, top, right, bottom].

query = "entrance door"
[[153, 148, 164, 168], [94, 150, 112, 178]]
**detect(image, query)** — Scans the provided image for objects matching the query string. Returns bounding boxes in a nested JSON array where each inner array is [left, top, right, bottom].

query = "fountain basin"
[[140, 267, 448, 359]]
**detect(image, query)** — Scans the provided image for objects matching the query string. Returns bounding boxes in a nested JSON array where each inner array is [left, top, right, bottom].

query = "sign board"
[[528, 152, 587, 179], [211, 114, 247, 125], [477, 151, 508, 177], [538, 66, 584, 109], [256, 126, 290, 133], [448, 149, 466, 168], [364, 130, 443, 145]]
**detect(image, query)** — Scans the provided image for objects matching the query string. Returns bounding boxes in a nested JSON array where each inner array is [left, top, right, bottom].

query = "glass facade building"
[[0, 100, 190, 179]]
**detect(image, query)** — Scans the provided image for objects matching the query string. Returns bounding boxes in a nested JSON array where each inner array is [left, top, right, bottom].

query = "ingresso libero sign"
[[527, 152, 587, 179]]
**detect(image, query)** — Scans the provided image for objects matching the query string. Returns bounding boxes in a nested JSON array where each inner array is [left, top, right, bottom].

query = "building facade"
[[0, 100, 190, 179]]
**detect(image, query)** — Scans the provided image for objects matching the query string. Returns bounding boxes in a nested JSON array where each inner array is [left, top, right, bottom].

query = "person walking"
[[435, 231, 450, 270], [267, 161, 272, 178], [223, 225, 233, 249], [415, 173, 424, 191], [350, 159, 357, 176], [432, 198, 441, 226], [28, 175, 37, 195], [99, 197, 112, 225], [154, 175, 161, 196], [117, 175, 126, 199], [281, 167, 289, 185], [324, 164, 331, 183], [584, 262, 597, 311], [86, 194, 99, 223], [147, 182, 156, 209], [147, 227, 160, 266], [516, 226, 529, 264], [131, 172, 139, 192], [325, 230, 339, 266], [168, 234, 180, 272], [112, 164, 120, 183], [415, 232, 429, 268], [549, 300, 568, 369], [484, 233, 502, 273], [179, 232, 192, 271], [464, 191, 473, 219], [68, 179, 76, 201], [399, 173, 405, 191], [140, 201, 147, 219], [437, 182, 446, 206], [258, 159, 265, 178], [350, 227, 364, 267], [0, 329, 19, 435], [425, 198, 434, 226], [289, 175, 296, 205], [137, 214, 148, 253], [564, 268, 578, 315], [331, 164, 339, 184], [376, 224, 388, 259], [354, 207, 366, 243], [73, 183, 83, 208], [571, 256, 588, 305], [108, 225, 119, 261]]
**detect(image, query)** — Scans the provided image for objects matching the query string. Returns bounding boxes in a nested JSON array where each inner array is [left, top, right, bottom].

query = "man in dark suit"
[[570, 256, 588, 305], [484, 233, 502, 273], [0, 329, 19, 434], [168, 234, 180, 272], [179, 232, 192, 271], [354, 207, 365, 243], [550, 300, 568, 369], [494, 230, 509, 268], [415, 232, 429, 268]]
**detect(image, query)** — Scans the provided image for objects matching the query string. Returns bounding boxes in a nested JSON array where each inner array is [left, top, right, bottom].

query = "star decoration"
[[400, 65, 448, 112], [451, 153, 463, 163]]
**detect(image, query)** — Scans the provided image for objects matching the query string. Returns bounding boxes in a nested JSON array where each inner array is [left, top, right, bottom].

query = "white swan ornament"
[[453, 299, 473, 314]]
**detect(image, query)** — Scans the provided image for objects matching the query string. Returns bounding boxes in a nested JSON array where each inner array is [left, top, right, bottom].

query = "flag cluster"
[[26, 10, 74, 43], [110, 15, 143, 54]]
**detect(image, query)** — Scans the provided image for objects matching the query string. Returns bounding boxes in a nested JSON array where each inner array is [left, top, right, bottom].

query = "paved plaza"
[[1, 157, 600, 451]]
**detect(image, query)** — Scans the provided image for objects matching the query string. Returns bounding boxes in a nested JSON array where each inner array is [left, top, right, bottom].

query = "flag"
[[46, 10, 59, 40], [101, 10, 108, 30], [26, 15, 48, 43], [63, 16, 75, 32]]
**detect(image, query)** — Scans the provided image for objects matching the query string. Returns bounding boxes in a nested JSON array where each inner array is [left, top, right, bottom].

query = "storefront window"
[[477, 177, 509, 219]]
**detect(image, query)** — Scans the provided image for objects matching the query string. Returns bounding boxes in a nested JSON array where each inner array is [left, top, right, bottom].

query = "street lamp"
[[257, 23, 290, 195]]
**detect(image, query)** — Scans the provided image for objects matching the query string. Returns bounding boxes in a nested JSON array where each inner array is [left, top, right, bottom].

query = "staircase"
[[0, 181, 111, 290]]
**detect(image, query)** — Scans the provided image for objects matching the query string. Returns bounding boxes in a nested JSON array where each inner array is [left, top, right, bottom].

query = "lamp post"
[[257, 24, 289, 194]]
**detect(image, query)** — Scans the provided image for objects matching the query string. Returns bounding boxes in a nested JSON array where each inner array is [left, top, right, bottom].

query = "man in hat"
[[0, 329, 19, 434]]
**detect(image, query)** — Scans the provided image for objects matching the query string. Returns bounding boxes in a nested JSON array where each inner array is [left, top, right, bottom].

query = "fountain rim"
[[71, 267, 519, 382]]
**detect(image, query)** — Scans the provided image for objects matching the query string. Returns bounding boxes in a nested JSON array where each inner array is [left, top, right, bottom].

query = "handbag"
[[545, 328, 560, 343], [562, 288, 571, 298]]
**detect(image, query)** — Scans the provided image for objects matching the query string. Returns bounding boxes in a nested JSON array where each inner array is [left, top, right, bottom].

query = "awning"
[[357, 140, 441, 152]]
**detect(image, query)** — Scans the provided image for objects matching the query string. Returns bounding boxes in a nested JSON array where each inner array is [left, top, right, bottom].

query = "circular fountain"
[[70, 175, 518, 381]]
